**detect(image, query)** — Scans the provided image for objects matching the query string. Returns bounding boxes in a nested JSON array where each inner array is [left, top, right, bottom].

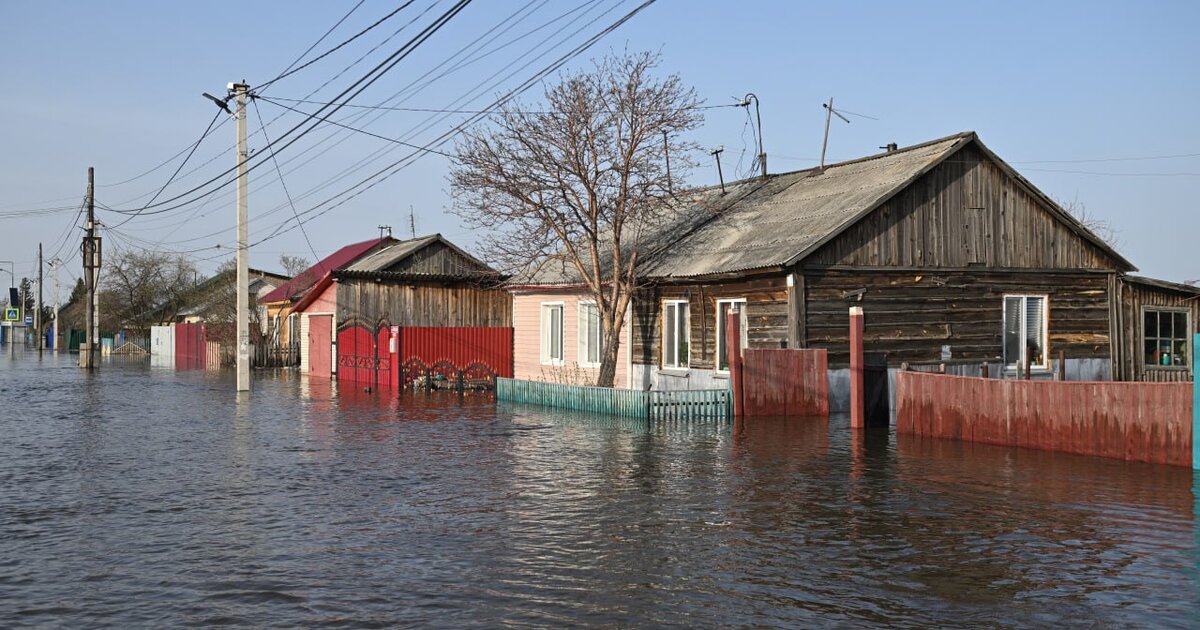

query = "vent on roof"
[[880, 142, 898, 153]]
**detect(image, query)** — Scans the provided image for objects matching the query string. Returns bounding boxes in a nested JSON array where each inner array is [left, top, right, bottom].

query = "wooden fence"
[[496, 378, 730, 421], [896, 371, 1192, 467]]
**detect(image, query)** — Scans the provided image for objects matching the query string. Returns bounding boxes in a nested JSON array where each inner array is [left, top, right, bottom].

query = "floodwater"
[[1, 352, 1198, 628]]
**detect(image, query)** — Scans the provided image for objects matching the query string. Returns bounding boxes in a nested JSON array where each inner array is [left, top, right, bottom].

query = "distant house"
[[257, 237, 392, 350], [508, 131, 1195, 404]]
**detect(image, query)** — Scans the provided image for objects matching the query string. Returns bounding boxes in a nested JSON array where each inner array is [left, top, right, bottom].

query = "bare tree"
[[279, 254, 310, 278], [452, 52, 702, 387], [1056, 195, 1121, 251], [99, 251, 199, 332]]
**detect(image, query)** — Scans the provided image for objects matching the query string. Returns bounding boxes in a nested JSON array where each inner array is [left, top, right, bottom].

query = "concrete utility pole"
[[49, 257, 60, 352], [36, 243, 42, 354], [81, 167, 98, 369], [232, 82, 251, 392]]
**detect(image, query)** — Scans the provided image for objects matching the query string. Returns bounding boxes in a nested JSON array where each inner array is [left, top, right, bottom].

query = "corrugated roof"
[[341, 233, 493, 275], [640, 133, 970, 278], [258, 237, 390, 304]]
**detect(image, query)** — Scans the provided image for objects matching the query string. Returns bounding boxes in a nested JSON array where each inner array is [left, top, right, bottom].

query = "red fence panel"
[[174, 322, 206, 370], [896, 371, 1192, 467], [400, 326, 513, 379], [741, 348, 829, 417], [337, 324, 375, 386]]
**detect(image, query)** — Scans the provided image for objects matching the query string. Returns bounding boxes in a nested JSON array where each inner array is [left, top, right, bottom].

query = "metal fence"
[[496, 378, 730, 421]]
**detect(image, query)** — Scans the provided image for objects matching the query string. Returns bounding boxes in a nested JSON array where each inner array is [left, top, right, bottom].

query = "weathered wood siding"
[[386, 241, 491, 276], [808, 143, 1121, 271], [631, 277, 789, 369], [1113, 279, 1200, 382], [337, 279, 511, 328], [803, 268, 1112, 368], [512, 290, 630, 388]]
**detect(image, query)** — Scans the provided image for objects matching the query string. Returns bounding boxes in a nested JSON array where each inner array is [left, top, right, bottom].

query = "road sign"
[[3, 308, 17, 322], [24, 314, 33, 326]]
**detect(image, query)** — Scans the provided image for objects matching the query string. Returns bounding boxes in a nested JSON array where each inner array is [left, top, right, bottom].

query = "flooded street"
[[1, 352, 1197, 628]]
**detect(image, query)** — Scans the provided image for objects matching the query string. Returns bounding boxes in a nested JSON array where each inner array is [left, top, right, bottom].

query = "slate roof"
[[258, 237, 391, 304], [340, 233, 494, 276], [513, 131, 1134, 285]]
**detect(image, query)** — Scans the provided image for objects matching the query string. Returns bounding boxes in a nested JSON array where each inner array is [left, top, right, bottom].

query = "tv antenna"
[[710, 146, 726, 193], [819, 97, 851, 170], [378, 224, 392, 240], [409, 205, 416, 238]]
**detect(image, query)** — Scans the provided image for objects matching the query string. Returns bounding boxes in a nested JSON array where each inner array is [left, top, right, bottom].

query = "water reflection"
[[0, 352, 1196, 627]]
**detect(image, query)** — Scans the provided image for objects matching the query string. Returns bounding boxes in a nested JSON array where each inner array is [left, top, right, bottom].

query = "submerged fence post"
[[729, 308, 744, 418], [849, 306, 865, 429], [1194, 333, 1199, 470]]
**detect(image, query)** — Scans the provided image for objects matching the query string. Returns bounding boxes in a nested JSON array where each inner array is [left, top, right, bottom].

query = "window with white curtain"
[[541, 303, 564, 364], [1002, 295, 1048, 371], [578, 302, 602, 367], [716, 298, 748, 372], [662, 300, 690, 369]]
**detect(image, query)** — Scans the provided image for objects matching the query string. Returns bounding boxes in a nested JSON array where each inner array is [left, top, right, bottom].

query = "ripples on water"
[[0, 352, 1197, 627]]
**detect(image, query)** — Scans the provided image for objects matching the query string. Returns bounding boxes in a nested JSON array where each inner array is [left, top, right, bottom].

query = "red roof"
[[258, 237, 390, 304]]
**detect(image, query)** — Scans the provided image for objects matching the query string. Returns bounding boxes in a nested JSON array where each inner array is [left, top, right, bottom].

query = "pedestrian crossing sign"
[[3, 308, 17, 322]]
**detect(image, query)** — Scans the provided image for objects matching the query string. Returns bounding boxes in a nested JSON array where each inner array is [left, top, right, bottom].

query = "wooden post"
[[849, 306, 864, 429], [728, 307, 744, 418], [1058, 350, 1066, 381], [980, 362, 989, 379], [1193, 334, 1199, 470]]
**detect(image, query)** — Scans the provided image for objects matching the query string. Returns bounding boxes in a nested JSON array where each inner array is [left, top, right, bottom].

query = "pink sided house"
[[508, 261, 633, 389]]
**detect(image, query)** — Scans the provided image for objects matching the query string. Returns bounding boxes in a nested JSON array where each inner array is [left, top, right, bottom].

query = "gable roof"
[[339, 233, 495, 276], [258, 237, 391, 304], [641, 132, 1133, 278]]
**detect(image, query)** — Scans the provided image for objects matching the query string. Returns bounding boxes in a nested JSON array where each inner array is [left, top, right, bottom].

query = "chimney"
[[881, 142, 898, 153]]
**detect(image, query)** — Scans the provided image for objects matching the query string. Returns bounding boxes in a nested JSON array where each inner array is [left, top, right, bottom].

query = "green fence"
[[496, 378, 730, 421]]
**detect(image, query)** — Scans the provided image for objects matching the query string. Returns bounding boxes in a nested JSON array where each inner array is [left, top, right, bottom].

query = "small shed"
[[1113, 275, 1200, 382]]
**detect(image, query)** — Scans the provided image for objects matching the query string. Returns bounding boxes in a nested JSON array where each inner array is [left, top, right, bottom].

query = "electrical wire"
[[256, 96, 457, 158], [251, 97, 321, 263]]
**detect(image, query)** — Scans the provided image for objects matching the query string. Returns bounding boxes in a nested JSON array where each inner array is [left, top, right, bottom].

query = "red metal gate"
[[335, 324, 512, 391], [336, 320, 394, 388], [174, 322, 206, 370]]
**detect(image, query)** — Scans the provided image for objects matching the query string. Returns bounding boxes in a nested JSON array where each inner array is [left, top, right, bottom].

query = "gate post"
[[1193, 333, 1199, 470], [728, 308, 744, 418], [850, 306, 864, 429]]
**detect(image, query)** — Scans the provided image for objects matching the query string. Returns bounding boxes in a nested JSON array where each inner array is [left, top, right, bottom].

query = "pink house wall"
[[512, 290, 631, 388]]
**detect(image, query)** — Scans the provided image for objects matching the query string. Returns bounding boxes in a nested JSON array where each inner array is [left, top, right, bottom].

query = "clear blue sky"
[[1, 0, 1197, 293]]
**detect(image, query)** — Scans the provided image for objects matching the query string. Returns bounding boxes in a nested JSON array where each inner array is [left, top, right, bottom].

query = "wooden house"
[[508, 131, 1194, 404], [295, 234, 512, 382], [257, 237, 391, 351]]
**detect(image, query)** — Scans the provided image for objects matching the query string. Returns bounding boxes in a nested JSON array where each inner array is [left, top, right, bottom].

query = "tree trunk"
[[595, 311, 626, 388]]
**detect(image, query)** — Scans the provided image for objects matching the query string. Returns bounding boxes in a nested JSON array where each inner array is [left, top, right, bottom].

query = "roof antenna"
[[662, 130, 672, 195], [378, 224, 392, 240], [819, 97, 850, 170], [409, 204, 417, 239], [736, 93, 766, 178], [710, 146, 726, 193]]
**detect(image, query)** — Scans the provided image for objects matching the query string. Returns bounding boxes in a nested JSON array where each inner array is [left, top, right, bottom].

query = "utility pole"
[[36, 243, 42, 354], [232, 82, 251, 392], [49, 258, 60, 352], [738, 93, 766, 178], [81, 167, 98, 369], [711, 146, 726, 194]]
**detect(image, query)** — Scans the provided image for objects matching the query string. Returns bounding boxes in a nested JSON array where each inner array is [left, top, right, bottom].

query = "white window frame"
[[662, 299, 690, 369], [540, 302, 565, 365], [1002, 294, 1050, 372], [1141, 306, 1192, 372], [715, 298, 748, 373], [577, 301, 603, 368]]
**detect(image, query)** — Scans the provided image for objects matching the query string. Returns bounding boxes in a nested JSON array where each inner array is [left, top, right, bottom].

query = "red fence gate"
[[174, 322, 206, 370], [740, 348, 829, 416], [335, 323, 512, 391]]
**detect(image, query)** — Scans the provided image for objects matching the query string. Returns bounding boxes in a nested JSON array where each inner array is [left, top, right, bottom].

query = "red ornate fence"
[[896, 371, 1192, 467], [335, 324, 513, 390], [740, 348, 829, 416], [174, 322, 206, 370]]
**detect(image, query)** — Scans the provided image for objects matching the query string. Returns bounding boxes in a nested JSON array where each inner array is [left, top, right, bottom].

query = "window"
[[578, 302, 603, 367], [541, 303, 564, 364], [662, 300, 690, 369], [1003, 295, 1048, 371], [1143, 308, 1190, 369], [716, 298, 748, 371]]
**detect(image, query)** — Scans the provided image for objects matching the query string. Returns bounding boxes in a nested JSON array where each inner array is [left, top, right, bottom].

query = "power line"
[[251, 97, 321, 263], [256, 95, 458, 158], [262, 0, 368, 91]]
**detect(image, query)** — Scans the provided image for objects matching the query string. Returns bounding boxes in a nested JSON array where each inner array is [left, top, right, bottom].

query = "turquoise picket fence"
[[496, 378, 730, 421]]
